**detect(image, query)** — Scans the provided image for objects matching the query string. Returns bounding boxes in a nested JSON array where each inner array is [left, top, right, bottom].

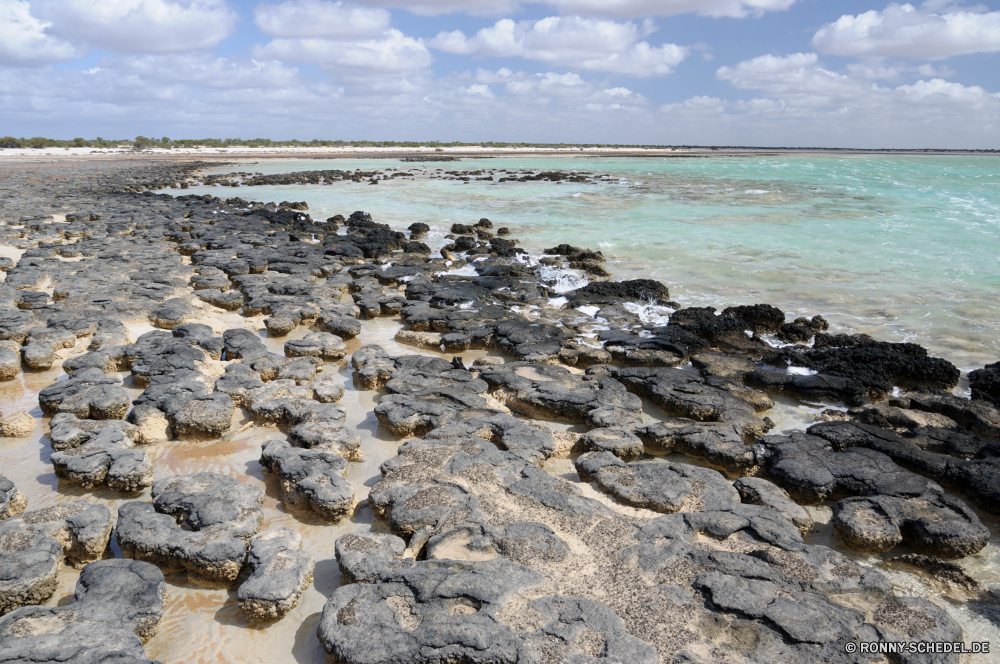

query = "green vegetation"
[[0, 135, 996, 153]]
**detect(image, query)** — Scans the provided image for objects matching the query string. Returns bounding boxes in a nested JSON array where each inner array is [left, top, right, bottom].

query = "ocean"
[[191, 154, 1000, 374]]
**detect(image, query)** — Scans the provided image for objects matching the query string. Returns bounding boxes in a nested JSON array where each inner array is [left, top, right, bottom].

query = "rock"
[[222, 328, 267, 360], [50, 428, 152, 492], [284, 331, 347, 359], [758, 431, 989, 557], [579, 428, 644, 461], [38, 367, 130, 419], [576, 452, 740, 513], [260, 439, 356, 521], [0, 411, 34, 437], [567, 279, 671, 306], [116, 473, 264, 582], [0, 501, 113, 614], [213, 364, 266, 407], [733, 477, 813, 535], [0, 559, 165, 663], [0, 476, 26, 521], [479, 362, 642, 424], [238, 529, 315, 621], [48, 413, 141, 450], [969, 361, 1000, 407], [808, 419, 1000, 515], [309, 374, 345, 403], [0, 348, 20, 381], [761, 339, 960, 404], [611, 366, 771, 440]]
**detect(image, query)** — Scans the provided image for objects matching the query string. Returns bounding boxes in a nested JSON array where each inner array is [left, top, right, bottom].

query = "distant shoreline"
[[0, 145, 998, 162]]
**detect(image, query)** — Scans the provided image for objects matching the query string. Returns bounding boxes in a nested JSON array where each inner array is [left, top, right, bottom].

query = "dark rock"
[[260, 439, 355, 521], [0, 559, 165, 663], [38, 367, 130, 419], [969, 361, 1000, 407], [116, 473, 264, 582], [577, 452, 740, 513], [568, 279, 670, 306]]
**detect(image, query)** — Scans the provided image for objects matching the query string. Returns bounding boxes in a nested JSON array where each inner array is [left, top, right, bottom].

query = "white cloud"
[[603, 86, 634, 96], [253, 29, 432, 74], [543, 0, 796, 19], [687, 50, 1000, 146], [254, 0, 391, 39], [811, 2, 1000, 60], [0, 0, 80, 65], [355, 0, 796, 19], [429, 16, 688, 77], [28, 0, 238, 54], [462, 83, 493, 97]]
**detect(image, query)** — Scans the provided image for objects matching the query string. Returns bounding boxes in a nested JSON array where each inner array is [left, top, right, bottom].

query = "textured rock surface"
[[0, 477, 26, 522], [0, 501, 113, 614], [116, 473, 264, 582], [260, 439, 356, 521], [238, 529, 315, 622], [0, 558, 165, 663]]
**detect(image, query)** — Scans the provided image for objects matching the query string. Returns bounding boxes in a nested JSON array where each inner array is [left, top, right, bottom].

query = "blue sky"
[[2, 1, 1000, 147]]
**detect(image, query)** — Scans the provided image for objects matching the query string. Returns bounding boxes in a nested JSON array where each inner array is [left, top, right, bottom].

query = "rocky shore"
[[0, 157, 997, 663]]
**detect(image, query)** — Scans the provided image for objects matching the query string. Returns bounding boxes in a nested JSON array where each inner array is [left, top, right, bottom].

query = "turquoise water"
[[180, 155, 1000, 371]]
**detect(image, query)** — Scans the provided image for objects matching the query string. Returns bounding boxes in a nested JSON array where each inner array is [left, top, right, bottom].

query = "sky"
[[1, 0, 1000, 147]]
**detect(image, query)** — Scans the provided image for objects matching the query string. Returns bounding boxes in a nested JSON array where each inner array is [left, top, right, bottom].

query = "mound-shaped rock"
[[0, 559, 165, 663], [116, 472, 264, 582], [238, 529, 314, 621]]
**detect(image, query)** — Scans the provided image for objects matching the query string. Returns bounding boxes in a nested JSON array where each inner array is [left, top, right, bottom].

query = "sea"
[[193, 154, 1000, 374]]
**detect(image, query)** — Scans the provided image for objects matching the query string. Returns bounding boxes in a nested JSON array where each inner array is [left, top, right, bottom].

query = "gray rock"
[[733, 477, 813, 535], [238, 529, 314, 621], [577, 452, 740, 513], [579, 428, 644, 461], [0, 476, 26, 522], [610, 366, 771, 440], [0, 559, 165, 663], [38, 367, 130, 419], [0, 501, 113, 614], [116, 473, 264, 582], [479, 361, 642, 423], [284, 332, 347, 360], [310, 374, 345, 403], [260, 439, 355, 521], [50, 428, 153, 492], [759, 431, 989, 557]]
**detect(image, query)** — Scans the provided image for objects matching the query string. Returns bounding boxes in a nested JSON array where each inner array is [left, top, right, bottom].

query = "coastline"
[[0, 156, 997, 663], [2, 145, 999, 162]]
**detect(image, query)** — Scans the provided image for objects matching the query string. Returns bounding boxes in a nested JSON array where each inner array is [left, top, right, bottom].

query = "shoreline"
[[2, 145, 1000, 162], [0, 157, 998, 663]]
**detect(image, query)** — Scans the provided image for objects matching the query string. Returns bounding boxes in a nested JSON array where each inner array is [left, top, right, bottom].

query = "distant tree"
[[0, 137, 21, 148], [133, 135, 153, 150], [72, 137, 89, 147]]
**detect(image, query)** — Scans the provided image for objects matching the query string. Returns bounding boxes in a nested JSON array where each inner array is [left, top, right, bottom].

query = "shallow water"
[[192, 154, 1000, 371]]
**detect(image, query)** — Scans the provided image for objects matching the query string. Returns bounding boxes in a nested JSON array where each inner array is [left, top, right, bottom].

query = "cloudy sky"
[[2, 0, 999, 147]]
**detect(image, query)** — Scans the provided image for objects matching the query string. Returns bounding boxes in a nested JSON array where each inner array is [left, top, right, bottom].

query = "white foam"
[[576, 305, 601, 317], [622, 302, 674, 327], [547, 296, 568, 308], [786, 366, 818, 376], [538, 265, 588, 294]]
